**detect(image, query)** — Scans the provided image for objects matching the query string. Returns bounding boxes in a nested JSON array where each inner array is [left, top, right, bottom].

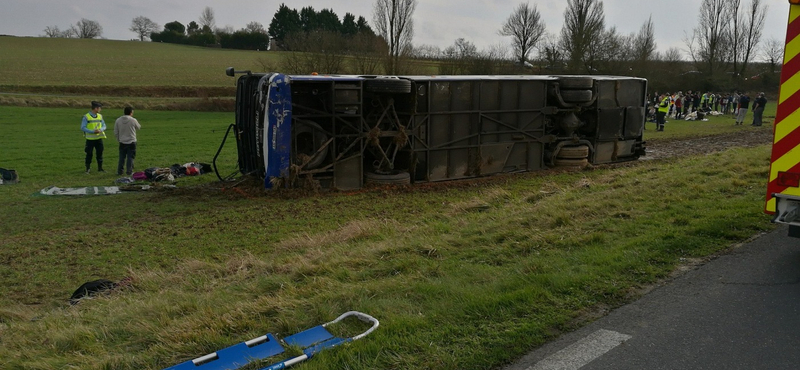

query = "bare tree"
[[660, 47, 684, 64], [761, 36, 784, 72], [560, 0, 606, 73], [499, 2, 546, 65], [74, 18, 103, 39], [43, 26, 62, 38], [350, 32, 386, 74], [199, 6, 216, 30], [685, 0, 730, 76], [412, 44, 441, 59], [244, 21, 266, 34], [587, 26, 626, 74], [373, 0, 417, 74], [61, 27, 76, 38], [731, 0, 767, 78], [537, 32, 565, 72], [633, 16, 657, 62], [216, 25, 235, 35], [282, 31, 347, 74], [130, 16, 159, 41], [440, 38, 478, 74]]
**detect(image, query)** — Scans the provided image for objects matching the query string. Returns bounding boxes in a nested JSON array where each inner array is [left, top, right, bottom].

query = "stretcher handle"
[[323, 311, 379, 341]]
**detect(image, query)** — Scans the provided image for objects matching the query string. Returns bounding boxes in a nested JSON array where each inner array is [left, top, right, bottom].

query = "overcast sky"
[[0, 0, 791, 60]]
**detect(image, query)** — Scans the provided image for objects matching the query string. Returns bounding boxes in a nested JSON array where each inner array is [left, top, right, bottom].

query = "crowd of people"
[[646, 91, 768, 131]]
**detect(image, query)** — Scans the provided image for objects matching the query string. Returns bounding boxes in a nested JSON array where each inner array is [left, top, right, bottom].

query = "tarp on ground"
[[38, 186, 126, 195], [37, 184, 171, 196]]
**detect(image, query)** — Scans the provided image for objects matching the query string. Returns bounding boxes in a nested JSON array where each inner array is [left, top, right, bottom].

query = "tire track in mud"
[[642, 128, 773, 161]]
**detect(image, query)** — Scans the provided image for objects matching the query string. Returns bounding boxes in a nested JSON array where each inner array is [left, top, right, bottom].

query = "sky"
[[0, 0, 791, 60]]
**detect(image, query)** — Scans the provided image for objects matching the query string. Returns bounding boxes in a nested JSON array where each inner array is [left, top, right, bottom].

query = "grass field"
[[0, 36, 782, 368], [0, 103, 778, 369], [0, 36, 278, 87]]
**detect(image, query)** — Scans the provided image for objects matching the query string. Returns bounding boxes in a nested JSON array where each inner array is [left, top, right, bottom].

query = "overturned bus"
[[222, 69, 647, 190]]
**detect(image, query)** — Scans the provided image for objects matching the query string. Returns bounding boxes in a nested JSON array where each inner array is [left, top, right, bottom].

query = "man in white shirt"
[[114, 106, 141, 176]]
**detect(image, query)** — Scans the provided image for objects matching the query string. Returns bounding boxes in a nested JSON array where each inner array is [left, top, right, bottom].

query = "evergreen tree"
[[317, 9, 342, 32], [151, 21, 187, 44], [268, 4, 301, 50], [300, 6, 317, 32], [186, 21, 199, 35], [356, 16, 374, 35], [164, 21, 185, 35], [342, 13, 358, 36]]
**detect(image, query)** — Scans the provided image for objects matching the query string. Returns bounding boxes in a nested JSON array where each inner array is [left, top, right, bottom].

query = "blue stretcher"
[[163, 311, 379, 370]]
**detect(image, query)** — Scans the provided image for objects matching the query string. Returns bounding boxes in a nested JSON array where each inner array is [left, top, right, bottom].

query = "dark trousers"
[[85, 139, 104, 170], [656, 111, 666, 131], [118, 142, 137, 175], [752, 107, 764, 126]]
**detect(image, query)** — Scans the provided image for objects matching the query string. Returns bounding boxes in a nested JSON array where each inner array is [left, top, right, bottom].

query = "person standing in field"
[[81, 101, 106, 174], [751, 93, 767, 127], [674, 92, 683, 120], [656, 93, 670, 131], [114, 106, 141, 176], [736, 93, 751, 125]]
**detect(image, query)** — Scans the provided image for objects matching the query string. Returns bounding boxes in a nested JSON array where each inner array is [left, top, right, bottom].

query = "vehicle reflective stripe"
[[766, 3, 800, 213], [779, 6, 800, 102], [774, 106, 800, 144], [770, 153, 800, 183]]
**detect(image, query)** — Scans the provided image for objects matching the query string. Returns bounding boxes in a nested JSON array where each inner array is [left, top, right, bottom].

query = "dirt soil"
[[642, 128, 774, 161], [185, 128, 776, 199]]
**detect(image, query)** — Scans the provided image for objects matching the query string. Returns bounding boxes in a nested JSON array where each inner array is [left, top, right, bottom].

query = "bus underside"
[[230, 73, 647, 190]]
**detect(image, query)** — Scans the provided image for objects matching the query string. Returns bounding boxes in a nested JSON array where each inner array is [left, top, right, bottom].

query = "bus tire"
[[365, 171, 411, 185], [557, 145, 590, 159], [559, 76, 594, 90], [560, 90, 593, 103], [553, 158, 589, 167], [364, 78, 412, 94]]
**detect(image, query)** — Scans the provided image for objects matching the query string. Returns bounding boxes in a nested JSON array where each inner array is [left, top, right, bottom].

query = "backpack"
[[0, 168, 19, 185]]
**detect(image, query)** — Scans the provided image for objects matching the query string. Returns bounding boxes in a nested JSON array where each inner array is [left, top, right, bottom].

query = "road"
[[504, 226, 800, 370]]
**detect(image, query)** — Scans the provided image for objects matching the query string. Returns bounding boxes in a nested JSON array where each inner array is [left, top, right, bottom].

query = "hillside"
[[0, 36, 277, 87]]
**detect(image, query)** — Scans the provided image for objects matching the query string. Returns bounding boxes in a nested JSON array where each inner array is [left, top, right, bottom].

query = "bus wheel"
[[364, 77, 412, 94], [553, 158, 589, 168], [365, 171, 411, 185], [557, 145, 590, 159]]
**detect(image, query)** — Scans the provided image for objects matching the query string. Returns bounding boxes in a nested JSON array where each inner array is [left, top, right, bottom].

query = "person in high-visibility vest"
[[656, 93, 670, 131], [81, 101, 107, 174], [701, 92, 709, 111]]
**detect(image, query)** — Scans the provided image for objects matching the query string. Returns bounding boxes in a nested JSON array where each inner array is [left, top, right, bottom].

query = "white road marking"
[[527, 329, 632, 370]]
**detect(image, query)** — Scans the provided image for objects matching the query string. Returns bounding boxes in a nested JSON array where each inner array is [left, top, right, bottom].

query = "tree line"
[[414, 0, 774, 92], [40, 0, 779, 93]]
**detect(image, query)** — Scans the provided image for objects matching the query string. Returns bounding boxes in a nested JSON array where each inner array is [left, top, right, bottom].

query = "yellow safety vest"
[[84, 113, 106, 140], [658, 97, 670, 113]]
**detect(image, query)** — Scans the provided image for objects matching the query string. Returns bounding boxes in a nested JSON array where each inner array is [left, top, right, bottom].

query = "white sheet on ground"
[[39, 186, 140, 195]]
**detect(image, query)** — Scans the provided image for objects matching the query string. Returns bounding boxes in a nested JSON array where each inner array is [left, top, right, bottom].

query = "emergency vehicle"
[[767, 0, 800, 236]]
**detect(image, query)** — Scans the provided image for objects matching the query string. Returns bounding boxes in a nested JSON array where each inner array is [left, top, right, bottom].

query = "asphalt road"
[[504, 226, 800, 370]]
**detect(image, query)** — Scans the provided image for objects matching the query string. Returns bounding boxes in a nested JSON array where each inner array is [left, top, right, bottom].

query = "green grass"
[[0, 36, 278, 87], [0, 106, 778, 369], [0, 106, 237, 191], [643, 107, 776, 140]]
